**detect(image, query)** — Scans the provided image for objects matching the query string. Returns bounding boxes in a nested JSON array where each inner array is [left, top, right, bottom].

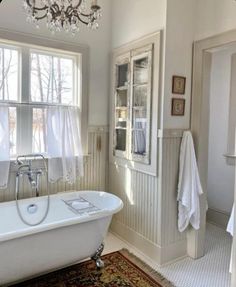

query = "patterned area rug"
[[12, 250, 174, 287]]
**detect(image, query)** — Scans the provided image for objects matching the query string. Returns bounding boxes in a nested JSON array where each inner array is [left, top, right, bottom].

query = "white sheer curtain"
[[0, 106, 10, 189], [47, 106, 83, 184]]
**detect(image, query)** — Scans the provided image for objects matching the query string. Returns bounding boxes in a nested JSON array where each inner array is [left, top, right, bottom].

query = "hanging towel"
[[47, 106, 84, 184], [227, 205, 234, 237], [227, 205, 234, 273], [0, 106, 10, 189], [177, 131, 203, 232]]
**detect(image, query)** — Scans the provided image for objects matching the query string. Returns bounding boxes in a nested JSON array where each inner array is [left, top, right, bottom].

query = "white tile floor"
[[104, 223, 232, 287]]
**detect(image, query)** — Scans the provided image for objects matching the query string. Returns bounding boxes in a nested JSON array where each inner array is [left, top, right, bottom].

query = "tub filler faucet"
[[15, 154, 50, 226], [15, 154, 46, 198]]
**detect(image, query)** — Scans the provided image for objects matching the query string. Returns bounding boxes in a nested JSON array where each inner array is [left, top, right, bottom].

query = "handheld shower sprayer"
[[15, 154, 50, 226]]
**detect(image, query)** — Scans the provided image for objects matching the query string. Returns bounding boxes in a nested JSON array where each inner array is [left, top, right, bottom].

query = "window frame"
[[0, 30, 89, 158]]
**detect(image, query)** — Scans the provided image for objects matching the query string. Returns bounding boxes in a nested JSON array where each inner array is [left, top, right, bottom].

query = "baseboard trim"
[[110, 219, 187, 265], [207, 208, 230, 229]]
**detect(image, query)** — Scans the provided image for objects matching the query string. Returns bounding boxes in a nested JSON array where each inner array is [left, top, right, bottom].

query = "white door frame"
[[191, 30, 236, 285], [232, 155, 236, 286]]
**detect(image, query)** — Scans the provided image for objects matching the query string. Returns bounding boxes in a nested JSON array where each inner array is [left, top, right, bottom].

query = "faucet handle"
[[15, 159, 24, 166]]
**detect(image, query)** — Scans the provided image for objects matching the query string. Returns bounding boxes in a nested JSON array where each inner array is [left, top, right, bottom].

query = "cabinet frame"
[[109, 32, 161, 176], [113, 53, 130, 159]]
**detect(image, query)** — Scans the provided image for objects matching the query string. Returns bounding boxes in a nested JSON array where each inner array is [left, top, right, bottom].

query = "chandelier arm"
[[80, 12, 94, 17], [25, 0, 48, 11], [35, 12, 48, 20], [76, 14, 90, 25], [73, 0, 83, 9]]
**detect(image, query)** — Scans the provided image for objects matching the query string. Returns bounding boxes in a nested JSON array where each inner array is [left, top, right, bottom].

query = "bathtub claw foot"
[[96, 258, 105, 269], [91, 243, 104, 269]]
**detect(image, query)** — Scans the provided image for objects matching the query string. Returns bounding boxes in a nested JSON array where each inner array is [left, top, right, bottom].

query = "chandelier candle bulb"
[[92, 0, 98, 6]]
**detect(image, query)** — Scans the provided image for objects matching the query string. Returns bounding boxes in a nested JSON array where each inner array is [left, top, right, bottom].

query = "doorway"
[[206, 45, 235, 230], [191, 31, 236, 287]]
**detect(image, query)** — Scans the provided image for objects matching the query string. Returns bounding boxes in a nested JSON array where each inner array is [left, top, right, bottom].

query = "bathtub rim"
[[0, 190, 123, 243]]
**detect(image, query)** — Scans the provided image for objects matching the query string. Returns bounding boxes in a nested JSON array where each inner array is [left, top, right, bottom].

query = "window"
[[0, 40, 81, 158]]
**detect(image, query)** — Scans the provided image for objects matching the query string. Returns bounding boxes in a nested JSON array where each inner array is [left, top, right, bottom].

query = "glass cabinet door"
[[114, 56, 130, 158], [131, 49, 152, 164], [113, 46, 153, 165]]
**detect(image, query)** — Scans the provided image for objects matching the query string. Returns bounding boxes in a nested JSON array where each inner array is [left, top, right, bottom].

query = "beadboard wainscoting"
[[159, 130, 187, 264], [0, 126, 108, 202], [110, 129, 187, 265]]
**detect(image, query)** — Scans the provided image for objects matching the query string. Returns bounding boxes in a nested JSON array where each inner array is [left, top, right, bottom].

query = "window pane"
[[117, 63, 128, 87], [31, 52, 74, 105], [9, 107, 17, 156], [115, 129, 126, 151], [0, 48, 18, 101], [133, 57, 149, 85], [32, 108, 46, 154]]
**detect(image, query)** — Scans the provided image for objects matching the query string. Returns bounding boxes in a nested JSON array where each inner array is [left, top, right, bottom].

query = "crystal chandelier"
[[23, 0, 102, 34]]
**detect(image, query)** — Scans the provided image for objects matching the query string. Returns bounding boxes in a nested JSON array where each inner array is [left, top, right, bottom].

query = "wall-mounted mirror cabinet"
[[110, 32, 160, 175]]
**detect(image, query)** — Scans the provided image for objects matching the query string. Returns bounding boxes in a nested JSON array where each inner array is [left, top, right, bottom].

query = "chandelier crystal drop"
[[23, 0, 102, 34]]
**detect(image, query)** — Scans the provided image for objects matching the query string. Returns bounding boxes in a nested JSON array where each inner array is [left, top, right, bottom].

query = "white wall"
[[195, 0, 236, 41], [207, 48, 235, 213], [111, 0, 166, 48], [0, 0, 112, 126], [163, 0, 196, 129], [165, 0, 236, 129]]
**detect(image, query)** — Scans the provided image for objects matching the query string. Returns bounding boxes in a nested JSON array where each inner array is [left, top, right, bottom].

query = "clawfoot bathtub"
[[0, 190, 123, 286]]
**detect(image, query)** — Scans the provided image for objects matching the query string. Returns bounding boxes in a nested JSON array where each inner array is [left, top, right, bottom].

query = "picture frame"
[[172, 75, 186, 95], [171, 98, 185, 116]]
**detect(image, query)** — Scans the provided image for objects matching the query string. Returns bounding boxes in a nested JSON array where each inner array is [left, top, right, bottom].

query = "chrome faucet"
[[16, 154, 47, 198]]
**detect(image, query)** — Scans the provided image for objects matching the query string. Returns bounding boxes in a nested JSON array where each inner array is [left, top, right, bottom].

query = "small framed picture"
[[172, 76, 186, 94], [171, 98, 185, 116]]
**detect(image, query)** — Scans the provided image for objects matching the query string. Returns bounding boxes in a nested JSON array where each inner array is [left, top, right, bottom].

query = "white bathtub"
[[0, 190, 123, 286]]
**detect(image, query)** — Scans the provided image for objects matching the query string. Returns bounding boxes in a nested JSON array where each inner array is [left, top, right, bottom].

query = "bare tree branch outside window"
[[0, 47, 18, 101], [31, 52, 74, 153]]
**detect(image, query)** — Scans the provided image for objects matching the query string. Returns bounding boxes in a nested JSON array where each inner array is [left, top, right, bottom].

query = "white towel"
[[0, 106, 10, 189], [177, 131, 203, 232], [227, 205, 234, 273], [227, 205, 234, 236]]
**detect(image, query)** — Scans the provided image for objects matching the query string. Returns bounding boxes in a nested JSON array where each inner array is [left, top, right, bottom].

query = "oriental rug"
[[11, 249, 174, 287]]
